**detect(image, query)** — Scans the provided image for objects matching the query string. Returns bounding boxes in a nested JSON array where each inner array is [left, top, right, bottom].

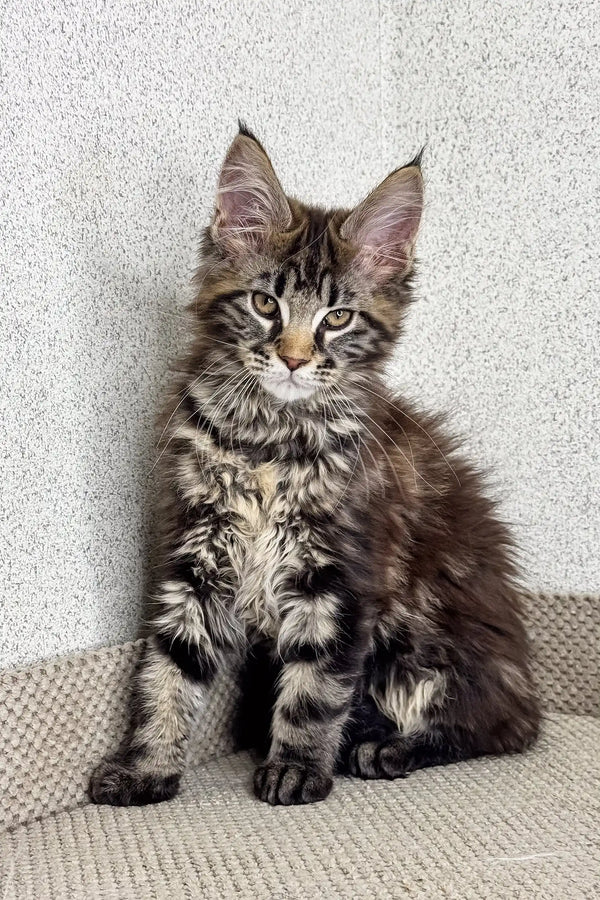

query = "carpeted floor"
[[2, 593, 598, 897], [2, 714, 598, 899]]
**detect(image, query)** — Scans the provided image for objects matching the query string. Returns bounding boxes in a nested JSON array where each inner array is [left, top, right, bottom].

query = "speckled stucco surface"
[[1, 1, 598, 667], [0, 0, 383, 667], [381, 0, 600, 592]]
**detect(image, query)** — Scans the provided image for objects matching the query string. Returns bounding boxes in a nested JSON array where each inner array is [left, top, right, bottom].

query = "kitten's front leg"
[[254, 563, 367, 806], [89, 541, 238, 806]]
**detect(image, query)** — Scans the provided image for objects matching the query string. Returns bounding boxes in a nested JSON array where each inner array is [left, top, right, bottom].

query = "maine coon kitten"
[[89, 125, 540, 808]]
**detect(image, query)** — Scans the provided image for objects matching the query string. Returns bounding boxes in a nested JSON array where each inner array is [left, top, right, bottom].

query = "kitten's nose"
[[279, 355, 309, 372]]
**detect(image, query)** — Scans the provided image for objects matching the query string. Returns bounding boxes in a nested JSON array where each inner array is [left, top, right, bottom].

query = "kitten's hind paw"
[[348, 737, 410, 780], [89, 757, 180, 806], [254, 761, 333, 806]]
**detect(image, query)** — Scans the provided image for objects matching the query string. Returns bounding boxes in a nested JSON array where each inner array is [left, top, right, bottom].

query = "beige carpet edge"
[[1, 590, 598, 833]]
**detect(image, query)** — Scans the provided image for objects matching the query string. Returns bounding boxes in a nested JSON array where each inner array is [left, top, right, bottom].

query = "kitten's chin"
[[262, 377, 317, 403]]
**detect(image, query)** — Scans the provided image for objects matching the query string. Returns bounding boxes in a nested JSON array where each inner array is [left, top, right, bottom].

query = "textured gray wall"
[[1, 1, 598, 667], [0, 0, 383, 667], [381, 1, 599, 595]]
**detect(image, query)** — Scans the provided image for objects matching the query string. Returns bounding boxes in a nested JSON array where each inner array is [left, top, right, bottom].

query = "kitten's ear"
[[212, 125, 292, 256], [340, 161, 424, 283]]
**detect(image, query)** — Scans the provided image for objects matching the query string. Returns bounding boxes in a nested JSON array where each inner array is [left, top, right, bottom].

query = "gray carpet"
[[2, 715, 599, 899], [3, 591, 598, 833], [0, 642, 240, 831], [2, 592, 599, 897]]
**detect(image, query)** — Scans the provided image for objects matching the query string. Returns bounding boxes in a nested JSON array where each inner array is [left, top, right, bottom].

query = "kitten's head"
[[196, 124, 423, 404]]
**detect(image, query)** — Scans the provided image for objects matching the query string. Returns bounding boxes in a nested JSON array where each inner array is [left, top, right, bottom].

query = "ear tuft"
[[237, 119, 258, 140], [340, 162, 424, 284], [212, 129, 291, 257], [405, 146, 426, 169]]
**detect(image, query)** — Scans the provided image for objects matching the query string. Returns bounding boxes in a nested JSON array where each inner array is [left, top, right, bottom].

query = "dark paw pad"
[[348, 737, 409, 779], [89, 757, 180, 806], [253, 761, 333, 806]]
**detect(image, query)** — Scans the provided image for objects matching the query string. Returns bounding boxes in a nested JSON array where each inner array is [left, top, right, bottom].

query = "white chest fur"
[[226, 460, 301, 638], [174, 431, 344, 639], [179, 454, 309, 638]]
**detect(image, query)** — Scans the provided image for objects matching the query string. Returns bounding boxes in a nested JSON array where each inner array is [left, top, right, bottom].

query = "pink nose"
[[279, 355, 308, 371]]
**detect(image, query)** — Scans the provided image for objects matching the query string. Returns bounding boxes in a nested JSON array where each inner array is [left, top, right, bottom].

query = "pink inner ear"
[[214, 136, 291, 252], [342, 168, 423, 282], [218, 172, 278, 233]]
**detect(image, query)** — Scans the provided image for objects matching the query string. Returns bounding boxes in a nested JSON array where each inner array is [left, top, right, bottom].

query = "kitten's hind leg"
[[346, 729, 467, 780], [341, 669, 464, 779], [343, 661, 540, 780], [337, 692, 398, 775], [343, 668, 451, 778], [337, 691, 444, 780]]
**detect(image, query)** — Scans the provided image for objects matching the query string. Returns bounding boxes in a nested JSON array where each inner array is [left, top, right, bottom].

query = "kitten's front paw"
[[89, 756, 180, 807], [253, 761, 333, 806]]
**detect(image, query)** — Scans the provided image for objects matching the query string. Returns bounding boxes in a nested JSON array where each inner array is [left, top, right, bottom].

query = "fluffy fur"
[[89, 125, 540, 808]]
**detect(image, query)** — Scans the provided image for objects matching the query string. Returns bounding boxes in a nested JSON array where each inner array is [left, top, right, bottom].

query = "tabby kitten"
[[90, 125, 540, 807]]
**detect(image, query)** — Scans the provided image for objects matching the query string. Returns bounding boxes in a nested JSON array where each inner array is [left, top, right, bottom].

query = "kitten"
[[90, 124, 540, 807]]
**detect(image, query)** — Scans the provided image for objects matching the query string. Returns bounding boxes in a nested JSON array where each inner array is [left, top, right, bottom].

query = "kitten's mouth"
[[263, 372, 317, 402]]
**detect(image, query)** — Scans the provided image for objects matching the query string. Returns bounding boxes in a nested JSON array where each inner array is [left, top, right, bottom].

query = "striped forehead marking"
[[270, 263, 339, 306]]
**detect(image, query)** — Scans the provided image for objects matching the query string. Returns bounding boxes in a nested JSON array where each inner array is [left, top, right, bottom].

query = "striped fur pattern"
[[90, 125, 540, 808]]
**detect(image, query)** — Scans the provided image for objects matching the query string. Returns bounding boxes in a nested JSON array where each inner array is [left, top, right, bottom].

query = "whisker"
[[362, 407, 442, 495], [156, 360, 221, 450], [151, 368, 245, 476], [202, 370, 250, 462], [196, 373, 244, 469], [231, 374, 256, 455], [327, 388, 385, 494], [331, 388, 408, 498], [322, 386, 373, 500], [223, 371, 256, 456], [354, 378, 461, 486], [328, 419, 364, 514]]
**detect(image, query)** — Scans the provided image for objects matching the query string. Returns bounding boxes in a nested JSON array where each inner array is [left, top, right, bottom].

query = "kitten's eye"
[[252, 292, 279, 319], [323, 309, 354, 329]]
